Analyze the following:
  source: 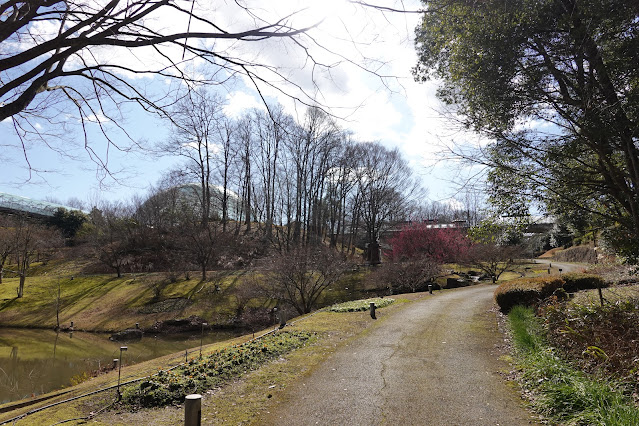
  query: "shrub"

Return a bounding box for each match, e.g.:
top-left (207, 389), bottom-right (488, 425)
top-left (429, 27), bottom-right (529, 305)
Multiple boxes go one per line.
top-left (561, 273), bottom-right (607, 292)
top-left (494, 277), bottom-right (565, 313)
top-left (374, 257), bottom-right (440, 294)
top-left (388, 223), bottom-right (470, 263)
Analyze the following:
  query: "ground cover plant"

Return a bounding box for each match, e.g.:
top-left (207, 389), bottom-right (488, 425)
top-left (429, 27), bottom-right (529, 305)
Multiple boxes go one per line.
top-left (328, 298), bottom-right (395, 312)
top-left (507, 306), bottom-right (639, 425)
top-left (543, 295), bottom-right (639, 394)
top-left (121, 330), bottom-right (314, 408)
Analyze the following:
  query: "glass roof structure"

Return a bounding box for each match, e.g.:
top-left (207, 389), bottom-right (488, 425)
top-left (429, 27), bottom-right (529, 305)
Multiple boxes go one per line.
top-left (0, 192), bottom-right (82, 218)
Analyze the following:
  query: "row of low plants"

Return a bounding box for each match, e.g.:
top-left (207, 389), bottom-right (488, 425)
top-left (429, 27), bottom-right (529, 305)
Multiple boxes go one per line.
top-left (507, 306), bottom-right (639, 425)
top-left (494, 273), bottom-right (606, 313)
top-left (328, 297), bottom-right (395, 312)
top-left (121, 330), bottom-right (314, 408)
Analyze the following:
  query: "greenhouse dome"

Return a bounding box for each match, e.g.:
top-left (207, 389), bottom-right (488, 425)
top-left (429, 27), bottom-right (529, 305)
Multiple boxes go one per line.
top-left (140, 183), bottom-right (244, 223)
top-left (0, 192), bottom-right (83, 218)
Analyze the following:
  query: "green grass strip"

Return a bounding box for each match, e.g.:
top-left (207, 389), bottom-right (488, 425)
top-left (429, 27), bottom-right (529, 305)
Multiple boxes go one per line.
top-left (507, 306), bottom-right (639, 425)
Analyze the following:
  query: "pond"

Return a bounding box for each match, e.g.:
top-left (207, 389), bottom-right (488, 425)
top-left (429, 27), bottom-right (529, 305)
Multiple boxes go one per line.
top-left (0, 327), bottom-right (243, 404)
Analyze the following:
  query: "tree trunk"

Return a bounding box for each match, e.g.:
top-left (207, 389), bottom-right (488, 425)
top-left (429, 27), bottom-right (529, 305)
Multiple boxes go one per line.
top-left (56, 281), bottom-right (61, 329)
top-left (18, 274), bottom-right (25, 298)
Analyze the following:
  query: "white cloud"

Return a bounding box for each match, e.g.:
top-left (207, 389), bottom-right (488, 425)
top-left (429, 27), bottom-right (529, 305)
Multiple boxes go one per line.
top-left (224, 91), bottom-right (264, 118)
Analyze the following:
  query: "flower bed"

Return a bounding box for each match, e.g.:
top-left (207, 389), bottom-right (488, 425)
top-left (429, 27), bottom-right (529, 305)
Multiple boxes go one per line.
top-left (328, 298), bottom-right (394, 312)
top-left (121, 330), bottom-right (313, 408)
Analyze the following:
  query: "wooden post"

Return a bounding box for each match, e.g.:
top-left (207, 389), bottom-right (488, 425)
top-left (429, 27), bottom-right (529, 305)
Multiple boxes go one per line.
top-left (185, 394), bottom-right (202, 426)
top-left (370, 302), bottom-right (376, 320)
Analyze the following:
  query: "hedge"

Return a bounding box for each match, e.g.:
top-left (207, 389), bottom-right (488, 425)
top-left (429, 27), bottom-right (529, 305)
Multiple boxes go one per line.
top-left (494, 277), bottom-right (565, 313)
top-left (561, 273), bottom-right (607, 292)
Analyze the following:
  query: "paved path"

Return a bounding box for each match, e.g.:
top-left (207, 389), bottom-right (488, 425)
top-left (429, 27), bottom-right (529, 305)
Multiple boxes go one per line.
top-left (534, 259), bottom-right (586, 274)
top-left (263, 285), bottom-right (537, 425)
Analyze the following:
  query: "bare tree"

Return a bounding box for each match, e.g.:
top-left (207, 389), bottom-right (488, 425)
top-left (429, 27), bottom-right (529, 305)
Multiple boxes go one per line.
top-left (0, 2), bottom-right (318, 172)
top-left (89, 202), bottom-right (135, 278)
top-left (214, 117), bottom-right (237, 233)
top-left (251, 105), bottom-right (292, 240)
top-left (262, 245), bottom-right (348, 315)
top-left (462, 243), bottom-right (523, 283)
top-left (160, 89), bottom-right (226, 227)
top-left (2, 1), bottom-right (417, 178)
top-left (179, 221), bottom-right (223, 282)
top-left (233, 113), bottom-right (255, 234)
top-left (0, 217), bottom-right (16, 284)
top-left (357, 143), bottom-right (421, 245)
top-left (8, 215), bottom-right (62, 297)
top-left (376, 256), bottom-right (441, 294)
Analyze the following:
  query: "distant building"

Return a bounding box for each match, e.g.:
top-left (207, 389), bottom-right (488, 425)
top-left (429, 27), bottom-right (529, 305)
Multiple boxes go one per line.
top-left (0, 192), bottom-right (83, 219)
top-left (139, 183), bottom-right (245, 222)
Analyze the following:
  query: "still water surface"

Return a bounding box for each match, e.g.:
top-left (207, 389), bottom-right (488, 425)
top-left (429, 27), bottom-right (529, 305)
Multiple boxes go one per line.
top-left (0, 327), bottom-right (242, 404)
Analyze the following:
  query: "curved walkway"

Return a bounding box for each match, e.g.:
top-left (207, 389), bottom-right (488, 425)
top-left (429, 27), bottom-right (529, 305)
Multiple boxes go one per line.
top-left (534, 258), bottom-right (586, 274)
top-left (263, 285), bottom-right (538, 425)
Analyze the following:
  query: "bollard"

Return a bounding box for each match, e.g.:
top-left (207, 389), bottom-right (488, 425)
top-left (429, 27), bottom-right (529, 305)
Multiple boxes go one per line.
top-left (370, 302), bottom-right (376, 320)
top-left (428, 284), bottom-right (433, 295)
top-left (135, 323), bottom-right (139, 329)
top-left (548, 268), bottom-right (551, 274)
top-left (117, 346), bottom-right (127, 400)
top-left (559, 268), bottom-right (563, 275)
top-left (185, 394), bottom-right (202, 426)
top-left (70, 321), bottom-right (74, 329)
top-left (113, 358), bottom-right (119, 369)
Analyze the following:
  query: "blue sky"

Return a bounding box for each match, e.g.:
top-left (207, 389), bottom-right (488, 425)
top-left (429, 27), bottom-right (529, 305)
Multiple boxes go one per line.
top-left (0, 1), bottom-right (481, 208)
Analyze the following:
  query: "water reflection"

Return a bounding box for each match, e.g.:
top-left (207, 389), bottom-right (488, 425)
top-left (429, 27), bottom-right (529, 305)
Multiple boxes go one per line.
top-left (0, 328), bottom-right (241, 404)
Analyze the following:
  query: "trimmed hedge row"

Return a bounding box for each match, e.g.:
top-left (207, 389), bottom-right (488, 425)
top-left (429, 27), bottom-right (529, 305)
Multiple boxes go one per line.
top-left (561, 272), bottom-right (607, 292)
top-left (494, 277), bottom-right (565, 313)
top-left (494, 273), bottom-right (607, 313)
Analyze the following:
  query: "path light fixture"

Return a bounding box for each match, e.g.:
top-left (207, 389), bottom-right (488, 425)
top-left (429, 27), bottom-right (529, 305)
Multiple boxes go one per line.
top-left (117, 346), bottom-right (128, 400)
top-left (200, 323), bottom-right (208, 359)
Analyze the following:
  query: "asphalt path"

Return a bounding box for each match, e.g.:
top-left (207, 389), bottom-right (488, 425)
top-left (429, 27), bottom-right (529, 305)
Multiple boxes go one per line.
top-left (263, 285), bottom-right (538, 425)
top-left (534, 258), bottom-right (586, 274)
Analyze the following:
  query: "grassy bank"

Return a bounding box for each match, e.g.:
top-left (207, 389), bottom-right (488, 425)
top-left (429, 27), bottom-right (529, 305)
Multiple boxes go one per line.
top-left (507, 306), bottom-right (639, 424)
top-left (0, 259), bottom-right (371, 332)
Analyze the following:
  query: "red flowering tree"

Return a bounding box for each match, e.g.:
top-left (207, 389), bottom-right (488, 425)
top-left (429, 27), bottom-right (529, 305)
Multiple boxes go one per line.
top-left (388, 223), bottom-right (471, 263)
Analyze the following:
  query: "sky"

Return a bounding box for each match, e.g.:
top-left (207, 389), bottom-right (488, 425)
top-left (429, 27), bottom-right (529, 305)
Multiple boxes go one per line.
top-left (0, 0), bottom-right (481, 208)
